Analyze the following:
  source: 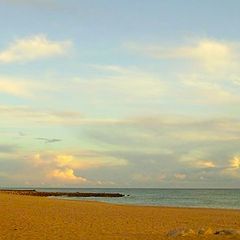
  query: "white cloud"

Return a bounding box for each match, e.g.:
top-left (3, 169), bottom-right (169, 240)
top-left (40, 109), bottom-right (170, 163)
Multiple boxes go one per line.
top-left (0, 79), bottom-right (28, 97)
top-left (128, 39), bottom-right (239, 72)
top-left (180, 73), bottom-right (240, 105)
top-left (0, 76), bottom-right (39, 97)
top-left (74, 65), bottom-right (166, 100)
top-left (0, 35), bottom-right (71, 63)
top-left (176, 39), bottom-right (235, 72)
top-left (126, 40), bottom-right (240, 106)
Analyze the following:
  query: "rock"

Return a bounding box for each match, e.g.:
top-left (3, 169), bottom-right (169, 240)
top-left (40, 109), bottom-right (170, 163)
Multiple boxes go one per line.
top-left (198, 228), bottom-right (213, 235)
top-left (0, 189), bottom-right (125, 198)
top-left (167, 228), bottom-right (195, 237)
top-left (214, 229), bottom-right (240, 235)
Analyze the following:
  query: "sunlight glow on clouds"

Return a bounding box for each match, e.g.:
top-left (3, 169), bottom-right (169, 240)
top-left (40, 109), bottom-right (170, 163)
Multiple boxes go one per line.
top-left (48, 168), bottom-right (87, 183)
top-left (222, 156), bottom-right (240, 179)
top-left (180, 150), bottom-right (216, 169)
top-left (32, 152), bottom-right (128, 170)
top-left (0, 76), bottom-right (34, 97)
top-left (171, 39), bottom-right (234, 72)
top-left (230, 156), bottom-right (240, 169)
top-left (0, 35), bottom-right (71, 63)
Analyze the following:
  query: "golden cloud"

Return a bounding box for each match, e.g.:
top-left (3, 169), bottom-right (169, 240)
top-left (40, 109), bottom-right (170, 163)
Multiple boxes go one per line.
top-left (220, 156), bottom-right (240, 179)
top-left (48, 168), bottom-right (87, 183)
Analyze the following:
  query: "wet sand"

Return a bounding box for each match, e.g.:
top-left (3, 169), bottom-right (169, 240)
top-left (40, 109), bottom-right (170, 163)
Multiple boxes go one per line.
top-left (0, 192), bottom-right (239, 240)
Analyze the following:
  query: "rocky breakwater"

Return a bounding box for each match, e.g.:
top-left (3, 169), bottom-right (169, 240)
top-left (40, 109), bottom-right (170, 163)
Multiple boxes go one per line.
top-left (0, 189), bottom-right (125, 198)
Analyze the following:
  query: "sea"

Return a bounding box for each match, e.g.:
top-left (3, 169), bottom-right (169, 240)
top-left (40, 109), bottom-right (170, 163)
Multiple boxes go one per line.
top-left (32, 188), bottom-right (240, 209)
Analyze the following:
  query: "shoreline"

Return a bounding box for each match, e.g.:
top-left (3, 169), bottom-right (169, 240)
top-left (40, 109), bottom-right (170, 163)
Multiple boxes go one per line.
top-left (1, 192), bottom-right (240, 240)
top-left (52, 195), bottom-right (240, 211)
top-left (1, 189), bottom-right (240, 211)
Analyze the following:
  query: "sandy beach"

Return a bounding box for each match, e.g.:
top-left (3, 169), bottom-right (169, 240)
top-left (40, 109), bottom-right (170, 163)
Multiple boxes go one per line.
top-left (0, 193), bottom-right (239, 240)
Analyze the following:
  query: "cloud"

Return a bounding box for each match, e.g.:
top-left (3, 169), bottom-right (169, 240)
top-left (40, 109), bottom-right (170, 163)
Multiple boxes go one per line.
top-left (48, 168), bottom-right (87, 183)
top-left (73, 65), bottom-right (166, 101)
top-left (195, 161), bottom-right (216, 168)
top-left (54, 153), bottom-right (128, 170)
top-left (35, 138), bottom-right (62, 144)
top-left (0, 76), bottom-right (33, 97)
top-left (0, 149), bottom-right (128, 186)
top-left (230, 156), bottom-right (240, 169)
top-left (126, 39), bottom-right (240, 106)
top-left (180, 150), bottom-right (216, 169)
top-left (174, 39), bottom-right (234, 72)
top-left (0, 104), bottom-right (126, 126)
top-left (0, 74), bottom-right (67, 99)
top-left (128, 39), bottom-right (238, 72)
top-left (179, 73), bottom-right (240, 105)
top-left (0, 105), bottom-right (83, 125)
top-left (222, 156), bottom-right (240, 179)
top-left (82, 114), bottom-right (240, 187)
top-left (132, 173), bottom-right (166, 184)
top-left (174, 173), bottom-right (187, 180)
top-left (1, 113), bottom-right (240, 187)
top-left (0, 144), bottom-right (17, 153)
top-left (19, 132), bottom-right (27, 137)
top-left (31, 152), bottom-right (128, 182)
top-left (86, 116), bottom-right (240, 151)
top-left (0, 35), bottom-right (71, 63)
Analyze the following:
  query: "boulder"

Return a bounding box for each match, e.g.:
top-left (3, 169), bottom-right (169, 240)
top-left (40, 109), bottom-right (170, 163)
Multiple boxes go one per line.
top-left (167, 228), bottom-right (195, 237)
top-left (214, 229), bottom-right (240, 235)
top-left (198, 228), bottom-right (213, 235)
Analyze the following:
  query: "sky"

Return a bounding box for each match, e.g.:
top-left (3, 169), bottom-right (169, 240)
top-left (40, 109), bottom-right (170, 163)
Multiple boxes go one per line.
top-left (0, 0), bottom-right (240, 188)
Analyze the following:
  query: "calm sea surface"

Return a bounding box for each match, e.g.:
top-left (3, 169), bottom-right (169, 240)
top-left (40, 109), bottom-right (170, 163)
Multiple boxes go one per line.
top-left (32, 188), bottom-right (240, 209)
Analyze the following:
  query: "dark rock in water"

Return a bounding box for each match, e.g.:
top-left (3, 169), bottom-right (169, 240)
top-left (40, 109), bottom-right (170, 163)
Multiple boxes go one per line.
top-left (167, 228), bottom-right (195, 237)
top-left (214, 229), bottom-right (240, 235)
top-left (0, 189), bottom-right (125, 198)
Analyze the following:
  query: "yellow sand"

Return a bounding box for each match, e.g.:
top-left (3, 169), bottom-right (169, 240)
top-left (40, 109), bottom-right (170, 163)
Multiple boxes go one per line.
top-left (0, 193), bottom-right (239, 240)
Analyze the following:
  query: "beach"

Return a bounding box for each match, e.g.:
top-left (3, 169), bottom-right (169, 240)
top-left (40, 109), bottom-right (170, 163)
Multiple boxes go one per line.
top-left (0, 192), bottom-right (240, 240)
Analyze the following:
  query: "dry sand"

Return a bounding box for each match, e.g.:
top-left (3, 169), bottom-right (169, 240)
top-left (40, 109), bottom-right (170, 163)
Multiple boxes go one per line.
top-left (0, 192), bottom-right (240, 240)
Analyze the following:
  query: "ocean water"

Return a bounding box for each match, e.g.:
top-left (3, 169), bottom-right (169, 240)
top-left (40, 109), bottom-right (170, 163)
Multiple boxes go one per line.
top-left (34, 188), bottom-right (240, 209)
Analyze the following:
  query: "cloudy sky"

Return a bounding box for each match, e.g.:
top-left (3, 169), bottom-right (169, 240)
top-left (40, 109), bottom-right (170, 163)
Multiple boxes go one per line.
top-left (0, 0), bottom-right (240, 188)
